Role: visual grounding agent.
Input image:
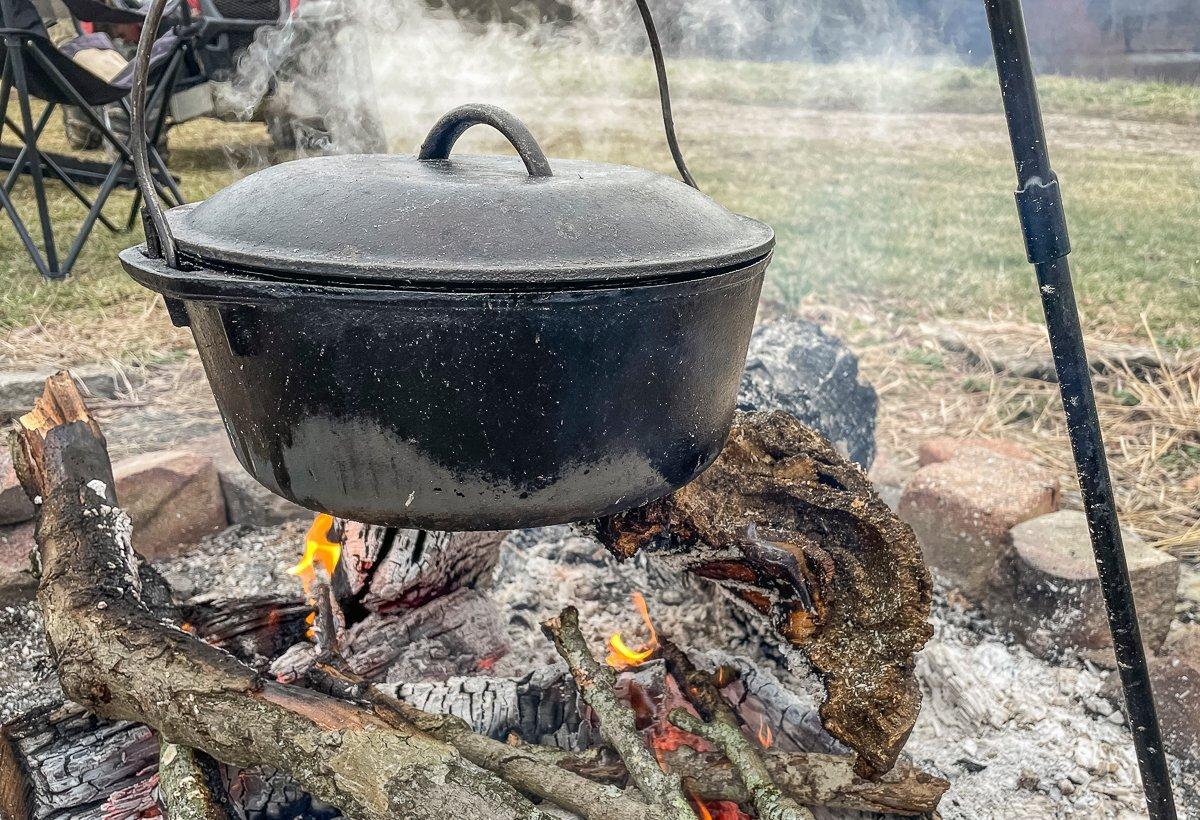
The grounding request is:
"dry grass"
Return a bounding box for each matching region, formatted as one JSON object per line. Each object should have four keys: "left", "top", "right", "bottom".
{"left": 810, "top": 299, "right": 1200, "bottom": 554}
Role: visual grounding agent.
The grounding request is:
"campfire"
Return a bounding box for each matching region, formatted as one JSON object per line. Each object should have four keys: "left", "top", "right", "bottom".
{"left": 1, "top": 373, "right": 948, "bottom": 819}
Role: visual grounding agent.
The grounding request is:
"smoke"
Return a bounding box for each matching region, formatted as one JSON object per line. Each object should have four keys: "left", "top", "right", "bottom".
{"left": 224, "top": 0, "right": 968, "bottom": 158}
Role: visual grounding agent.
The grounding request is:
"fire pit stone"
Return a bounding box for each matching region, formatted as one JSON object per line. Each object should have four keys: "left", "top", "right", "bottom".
{"left": 899, "top": 447, "right": 1060, "bottom": 600}
{"left": 917, "top": 436, "right": 1033, "bottom": 467}
{"left": 0, "top": 521, "right": 36, "bottom": 600}
{"left": 0, "top": 449, "right": 35, "bottom": 525}
{"left": 113, "top": 450, "right": 228, "bottom": 559}
{"left": 1009, "top": 510, "right": 1179, "bottom": 662}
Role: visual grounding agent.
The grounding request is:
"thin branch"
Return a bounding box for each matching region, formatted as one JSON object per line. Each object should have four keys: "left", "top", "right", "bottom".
{"left": 541, "top": 607, "right": 697, "bottom": 820}
{"left": 662, "top": 638, "right": 813, "bottom": 820}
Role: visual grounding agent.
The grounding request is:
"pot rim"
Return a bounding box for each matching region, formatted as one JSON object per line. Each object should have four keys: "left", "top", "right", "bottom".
{"left": 119, "top": 244, "right": 773, "bottom": 305}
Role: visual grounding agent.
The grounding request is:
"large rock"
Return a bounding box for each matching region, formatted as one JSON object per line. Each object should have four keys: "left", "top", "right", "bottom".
{"left": 1009, "top": 511, "right": 1178, "bottom": 660}
{"left": 188, "top": 434, "right": 311, "bottom": 527}
{"left": 1149, "top": 624, "right": 1200, "bottom": 767}
{"left": 0, "top": 449, "right": 35, "bottom": 525}
{"left": 114, "top": 451, "right": 228, "bottom": 559}
{"left": 739, "top": 317, "right": 876, "bottom": 468}
{"left": 0, "top": 521, "right": 36, "bottom": 600}
{"left": 917, "top": 437, "right": 1033, "bottom": 467}
{"left": 898, "top": 448, "right": 1059, "bottom": 600}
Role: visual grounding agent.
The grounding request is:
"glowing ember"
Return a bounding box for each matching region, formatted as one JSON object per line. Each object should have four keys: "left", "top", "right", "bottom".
{"left": 288, "top": 513, "right": 342, "bottom": 595}
{"left": 756, "top": 715, "right": 773, "bottom": 748}
{"left": 606, "top": 591, "right": 658, "bottom": 669}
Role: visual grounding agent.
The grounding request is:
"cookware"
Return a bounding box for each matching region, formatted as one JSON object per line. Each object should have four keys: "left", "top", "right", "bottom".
{"left": 120, "top": 2, "right": 772, "bottom": 530}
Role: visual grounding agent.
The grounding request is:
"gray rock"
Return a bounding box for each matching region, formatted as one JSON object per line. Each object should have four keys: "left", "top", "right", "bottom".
{"left": 0, "top": 364, "right": 142, "bottom": 420}
{"left": 738, "top": 317, "right": 877, "bottom": 468}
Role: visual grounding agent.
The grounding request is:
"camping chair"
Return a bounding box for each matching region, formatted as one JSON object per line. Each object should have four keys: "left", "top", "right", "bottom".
{"left": 0, "top": 0, "right": 190, "bottom": 278}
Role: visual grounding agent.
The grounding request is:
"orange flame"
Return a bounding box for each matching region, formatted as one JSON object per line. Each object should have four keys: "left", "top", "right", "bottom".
{"left": 288, "top": 513, "right": 342, "bottom": 595}
{"left": 606, "top": 591, "right": 658, "bottom": 669}
{"left": 756, "top": 715, "right": 773, "bottom": 748}
{"left": 692, "top": 799, "right": 713, "bottom": 820}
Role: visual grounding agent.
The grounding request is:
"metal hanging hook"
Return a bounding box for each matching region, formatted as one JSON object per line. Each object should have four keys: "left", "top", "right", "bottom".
{"left": 634, "top": 0, "right": 699, "bottom": 190}
{"left": 129, "top": 0, "right": 178, "bottom": 268}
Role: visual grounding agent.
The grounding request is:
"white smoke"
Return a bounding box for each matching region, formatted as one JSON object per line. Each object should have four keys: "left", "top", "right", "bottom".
{"left": 224, "top": 0, "right": 963, "bottom": 158}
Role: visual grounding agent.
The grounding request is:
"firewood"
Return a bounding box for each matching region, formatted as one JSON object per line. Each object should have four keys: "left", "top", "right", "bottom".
{"left": 542, "top": 607, "right": 697, "bottom": 820}
{"left": 308, "top": 660, "right": 668, "bottom": 820}
{"left": 661, "top": 637, "right": 813, "bottom": 820}
{"left": 157, "top": 740, "right": 240, "bottom": 820}
{"left": 10, "top": 373, "right": 555, "bottom": 820}
{"left": 596, "top": 410, "right": 934, "bottom": 778}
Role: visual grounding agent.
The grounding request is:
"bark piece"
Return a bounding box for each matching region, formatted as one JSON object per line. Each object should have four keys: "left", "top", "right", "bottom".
{"left": 12, "top": 372, "right": 553, "bottom": 820}
{"left": 597, "top": 411, "right": 933, "bottom": 778}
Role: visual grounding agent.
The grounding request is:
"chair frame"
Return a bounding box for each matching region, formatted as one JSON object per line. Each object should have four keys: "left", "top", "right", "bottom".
{"left": 0, "top": 0, "right": 188, "bottom": 278}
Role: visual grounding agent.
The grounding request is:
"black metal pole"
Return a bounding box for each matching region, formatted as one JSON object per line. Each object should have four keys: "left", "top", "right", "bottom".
{"left": 981, "top": 1, "right": 1176, "bottom": 817}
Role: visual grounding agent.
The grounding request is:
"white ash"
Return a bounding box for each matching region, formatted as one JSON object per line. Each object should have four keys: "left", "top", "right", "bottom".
{"left": 489, "top": 526, "right": 773, "bottom": 677}
{"left": 904, "top": 581, "right": 1162, "bottom": 819}
{"left": 155, "top": 520, "right": 311, "bottom": 601}
{"left": 0, "top": 601, "right": 61, "bottom": 722}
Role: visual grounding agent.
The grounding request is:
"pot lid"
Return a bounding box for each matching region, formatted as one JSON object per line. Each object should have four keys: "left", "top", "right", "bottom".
{"left": 165, "top": 105, "right": 773, "bottom": 289}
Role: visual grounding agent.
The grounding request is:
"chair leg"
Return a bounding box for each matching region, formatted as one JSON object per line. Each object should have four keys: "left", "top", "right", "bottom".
{"left": 0, "top": 166, "right": 51, "bottom": 277}
{"left": 4, "top": 103, "right": 54, "bottom": 192}
{"left": 0, "top": 60, "right": 11, "bottom": 145}
{"left": 62, "top": 158, "right": 125, "bottom": 273}
{"left": 2, "top": 108, "right": 123, "bottom": 234}
{"left": 6, "top": 43, "right": 59, "bottom": 276}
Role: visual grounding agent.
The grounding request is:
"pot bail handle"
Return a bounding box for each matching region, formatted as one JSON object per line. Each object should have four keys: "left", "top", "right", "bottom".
{"left": 419, "top": 104, "right": 553, "bottom": 178}
{"left": 129, "top": 0, "right": 177, "bottom": 267}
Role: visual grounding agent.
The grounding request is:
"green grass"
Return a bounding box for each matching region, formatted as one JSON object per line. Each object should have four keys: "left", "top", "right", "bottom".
{"left": 3, "top": 58, "right": 1199, "bottom": 365}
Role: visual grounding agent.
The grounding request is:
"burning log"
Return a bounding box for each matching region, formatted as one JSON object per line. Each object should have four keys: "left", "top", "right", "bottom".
{"left": 9, "top": 373, "right": 558, "bottom": 820}
{"left": 597, "top": 410, "right": 934, "bottom": 778}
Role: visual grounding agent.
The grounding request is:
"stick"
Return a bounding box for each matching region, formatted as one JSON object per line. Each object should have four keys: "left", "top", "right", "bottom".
{"left": 541, "top": 607, "right": 697, "bottom": 820}
{"left": 157, "top": 740, "right": 240, "bottom": 820}
{"left": 661, "top": 638, "right": 812, "bottom": 820}
{"left": 12, "top": 373, "right": 552, "bottom": 820}
{"left": 308, "top": 661, "right": 670, "bottom": 820}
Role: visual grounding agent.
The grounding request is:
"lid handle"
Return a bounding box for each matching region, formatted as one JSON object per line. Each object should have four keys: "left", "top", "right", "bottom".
{"left": 418, "top": 104, "right": 553, "bottom": 178}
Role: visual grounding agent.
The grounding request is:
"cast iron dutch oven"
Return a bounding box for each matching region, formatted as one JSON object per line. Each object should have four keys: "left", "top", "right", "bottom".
{"left": 120, "top": 16, "right": 773, "bottom": 530}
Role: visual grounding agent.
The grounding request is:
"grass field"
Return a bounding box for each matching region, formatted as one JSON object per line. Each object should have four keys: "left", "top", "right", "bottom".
{"left": 3, "top": 60, "right": 1197, "bottom": 364}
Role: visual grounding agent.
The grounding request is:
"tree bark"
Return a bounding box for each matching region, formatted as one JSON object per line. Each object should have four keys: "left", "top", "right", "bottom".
{"left": 597, "top": 411, "right": 933, "bottom": 778}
